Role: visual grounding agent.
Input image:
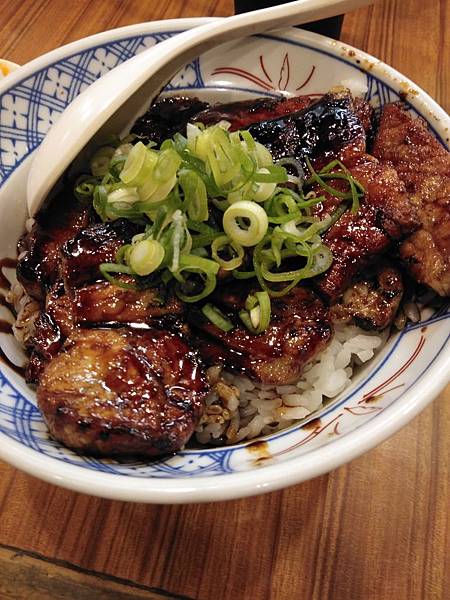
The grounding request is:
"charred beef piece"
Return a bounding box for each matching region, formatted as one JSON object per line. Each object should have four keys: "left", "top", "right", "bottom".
{"left": 46, "top": 281, "right": 75, "bottom": 337}
{"left": 23, "top": 217, "right": 141, "bottom": 379}
{"left": 25, "top": 311, "right": 63, "bottom": 383}
{"left": 331, "top": 263, "right": 404, "bottom": 330}
{"left": 189, "top": 286, "right": 332, "bottom": 385}
{"left": 24, "top": 281, "right": 75, "bottom": 383}
{"left": 130, "top": 96, "right": 209, "bottom": 147}
{"left": 27, "top": 279, "right": 184, "bottom": 383}
{"left": 372, "top": 103, "right": 450, "bottom": 296}
{"left": 246, "top": 90, "right": 366, "bottom": 167}
{"left": 130, "top": 95, "right": 314, "bottom": 145}
{"left": 61, "top": 219, "right": 140, "bottom": 289}
{"left": 312, "top": 153, "right": 419, "bottom": 303}
{"left": 192, "top": 95, "right": 314, "bottom": 131}
{"left": 17, "top": 196, "right": 92, "bottom": 301}
{"left": 131, "top": 93, "right": 374, "bottom": 151}
{"left": 37, "top": 328, "right": 208, "bottom": 457}
{"left": 26, "top": 215, "right": 183, "bottom": 381}
{"left": 74, "top": 281, "right": 183, "bottom": 325}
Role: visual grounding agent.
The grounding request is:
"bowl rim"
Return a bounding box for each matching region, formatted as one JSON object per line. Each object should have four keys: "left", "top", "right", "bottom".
{"left": 0, "top": 18, "right": 449, "bottom": 503}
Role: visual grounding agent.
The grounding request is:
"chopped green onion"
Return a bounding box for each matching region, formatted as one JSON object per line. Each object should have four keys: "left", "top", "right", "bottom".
{"left": 223, "top": 201, "right": 268, "bottom": 247}
{"left": 276, "top": 157, "right": 305, "bottom": 180}
{"left": 74, "top": 176, "right": 98, "bottom": 201}
{"left": 240, "top": 130, "right": 256, "bottom": 151}
{"left": 174, "top": 254, "right": 219, "bottom": 303}
{"left": 176, "top": 254, "right": 219, "bottom": 276}
{"left": 251, "top": 169, "right": 277, "bottom": 202}
{"left": 202, "top": 303, "right": 234, "bottom": 332}
{"left": 107, "top": 187, "right": 140, "bottom": 205}
{"left": 120, "top": 142, "right": 151, "bottom": 184}
{"left": 115, "top": 243, "right": 131, "bottom": 264}
{"left": 165, "top": 210, "right": 192, "bottom": 273}
{"left": 154, "top": 149, "right": 182, "bottom": 183}
{"left": 232, "top": 268, "right": 256, "bottom": 280}
{"left": 239, "top": 291, "right": 271, "bottom": 334}
{"left": 99, "top": 263, "right": 136, "bottom": 289}
{"left": 305, "top": 157, "right": 365, "bottom": 213}
{"left": 253, "top": 165, "right": 288, "bottom": 184}
{"left": 179, "top": 169, "right": 208, "bottom": 221}
{"left": 254, "top": 142, "right": 273, "bottom": 167}
{"left": 310, "top": 245, "right": 334, "bottom": 275}
{"left": 319, "top": 203, "right": 348, "bottom": 233}
{"left": 93, "top": 185, "right": 108, "bottom": 221}
{"left": 82, "top": 120, "right": 370, "bottom": 321}
{"left": 128, "top": 239, "right": 165, "bottom": 276}
{"left": 211, "top": 235, "right": 244, "bottom": 270}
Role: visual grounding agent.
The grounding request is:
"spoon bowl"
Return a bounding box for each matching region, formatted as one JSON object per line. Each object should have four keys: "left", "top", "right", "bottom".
{"left": 27, "top": 0, "right": 373, "bottom": 216}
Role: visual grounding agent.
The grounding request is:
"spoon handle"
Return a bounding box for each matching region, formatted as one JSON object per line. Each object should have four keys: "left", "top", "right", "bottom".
{"left": 234, "top": 0, "right": 344, "bottom": 38}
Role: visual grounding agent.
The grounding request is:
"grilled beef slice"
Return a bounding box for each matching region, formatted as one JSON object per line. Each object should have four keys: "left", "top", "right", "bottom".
{"left": 130, "top": 91, "right": 374, "bottom": 157}
{"left": 17, "top": 195, "right": 93, "bottom": 300}
{"left": 192, "top": 95, "right": 314, "bottom": 131}
{"left": 372, "top": 103, "right": 450, "bottom": 296}
{"left": 74, "top": 281, "right": 183, "bottom": 326}
{"left": 61, "top": 219, "right": 140, "bottom": 290}
{"left": 130, "top": 96, "right": 209, "bottom": 147}
{"left": 246, "top": 90, "right": 366, "bottom": 167}
{"left": 130, "top": 95, "right": 314, "bottom": 146}
{"left": 313, "top": 153, "right": 419, "bottom": 303}
{"left": 189, "top": 286, "right": 332, "bottom": 385}
{"left": 37, "top": 328, "right": 208, "bottom": 457}
{"left": 331, "top": 262, "right": 404, "bottom": 330}
{"left": 24, "top": 215, "right": 183, "bottom": 382}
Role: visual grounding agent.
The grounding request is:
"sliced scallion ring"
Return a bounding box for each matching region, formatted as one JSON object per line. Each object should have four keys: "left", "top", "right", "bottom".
{"left": 223, "top": 200, "right": 268, "bottom": 247}
{"left": 251, "top": 168, "right": 277, "bottom": 202}
{"left": 211, "top": 235, "right": 244, "bottom": 271}
{"left": 129, "top": 239, "right": 165, "bottom": 276}
{"left": 99, "top": 263, "right": 136, "bottom": 290}
{"left": 107, "top": 187, "right": 140, "bottom": 205}
{"left": 254, "top": 141, "right": 273, "bottom": 167}
{"left": 120, "top": 142, "right": 151, "bottom": 184}
{"left": 174, "top": 254, "right": 219, "bottom": 303}
{"left": 179, "top": 169, "right": 208, "bottom": 222}
{"left": 239, "top": 291, "right": 271, "bottom": 334}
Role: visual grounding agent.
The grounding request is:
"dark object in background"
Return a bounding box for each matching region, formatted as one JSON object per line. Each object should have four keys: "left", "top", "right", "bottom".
{"left": 234, "top": 0, "right": 344, "bottom": 39}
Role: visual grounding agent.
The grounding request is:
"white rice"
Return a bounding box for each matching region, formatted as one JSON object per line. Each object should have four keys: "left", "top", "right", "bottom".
{"left": 195, "top": 325, "right": 387, "bottom": 445}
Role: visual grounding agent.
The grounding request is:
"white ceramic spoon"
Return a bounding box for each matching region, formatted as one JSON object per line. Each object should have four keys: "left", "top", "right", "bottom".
{"left": 27, "top": 0, "right": 373, "bottom": 216}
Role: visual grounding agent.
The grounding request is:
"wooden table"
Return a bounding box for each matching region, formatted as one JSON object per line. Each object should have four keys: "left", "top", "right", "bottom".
{"left": 0, "top": 1, "right": 449, "bottom": 599}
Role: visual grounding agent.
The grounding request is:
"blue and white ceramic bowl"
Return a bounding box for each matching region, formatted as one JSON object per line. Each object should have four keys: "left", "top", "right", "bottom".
{"left": 0, "top": 19, "right": 448, "bottom": 503}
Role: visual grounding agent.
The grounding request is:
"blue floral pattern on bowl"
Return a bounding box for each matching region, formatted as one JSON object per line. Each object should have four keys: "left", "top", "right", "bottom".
{"left": 0, "top": 31, "right": 206, "bottom": 183}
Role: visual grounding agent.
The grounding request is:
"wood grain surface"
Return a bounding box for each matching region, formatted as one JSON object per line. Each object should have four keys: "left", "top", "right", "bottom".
{"left": 0, "top": 1, "right": 449, "bottom": 599}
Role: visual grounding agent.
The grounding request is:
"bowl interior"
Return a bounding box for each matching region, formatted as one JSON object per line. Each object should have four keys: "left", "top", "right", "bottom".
{"left": 0, "top": 22, "right": 448, "bottom": 498}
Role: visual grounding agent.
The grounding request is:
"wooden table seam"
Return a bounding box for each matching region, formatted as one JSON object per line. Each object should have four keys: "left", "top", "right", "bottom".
{"left": 0, "top": 542, "right": 196, "bottom": 600}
